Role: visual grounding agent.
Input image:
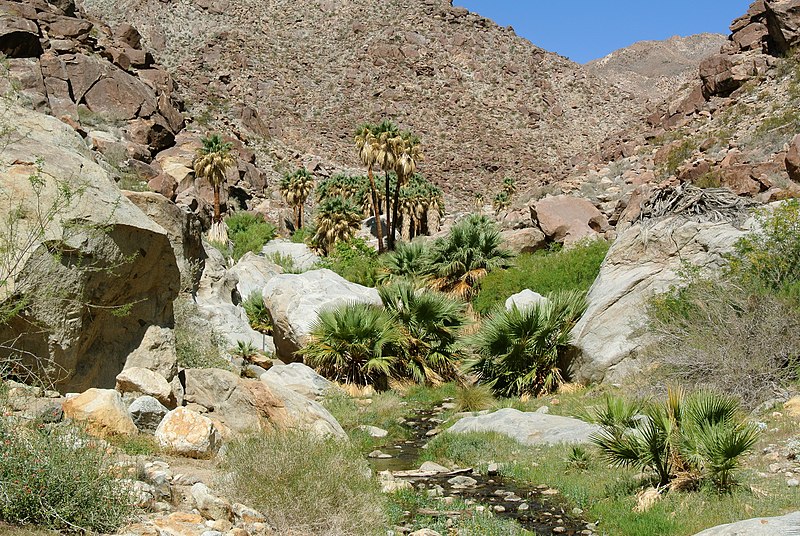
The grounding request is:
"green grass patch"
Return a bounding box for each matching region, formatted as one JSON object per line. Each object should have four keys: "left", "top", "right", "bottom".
{"left": 317, "top": 237, "right": 379, "bottom": 287}
{"left": 107, "top": 433, "right": 161, "bottom": 456}
{"left": 473, "top": 239, "right": 609, "bottom": 315}
{"left": 226, "top": 212, "right": 277, "bottom": 261}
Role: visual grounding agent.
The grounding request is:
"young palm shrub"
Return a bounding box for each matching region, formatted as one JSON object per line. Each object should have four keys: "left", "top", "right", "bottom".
{"left": 300, "top": 302, "right": 404, "bottom": 390}
{"left": 591, "top": 389, "right": 761, "bottom": 492}
{"left": 379, "top": 282, "right": 467, "bottom": 384}
{"left": 313, "top": 196, "right": 362, "bottom": 254}
{"left": 465, "top": 290, "right": 586, "bottom": 397}
{"left": 376, "top": 241, "right": 431, "bottom": 285}
{"left": 243, "top": 292, "right": 271, "bottom": 334}
{"left": 427, "top": 214, "right": 514, "bottom": 300}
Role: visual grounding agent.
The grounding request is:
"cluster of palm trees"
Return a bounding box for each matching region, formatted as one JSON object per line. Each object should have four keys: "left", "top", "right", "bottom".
{"left": 354, "top": 120, "right": 423, "bottom": 252}
{"left": 279, "top": 168, "right": 315, "bottom": 230}
{"left": 492, "top": 176, "right": 516, "bottom": 215}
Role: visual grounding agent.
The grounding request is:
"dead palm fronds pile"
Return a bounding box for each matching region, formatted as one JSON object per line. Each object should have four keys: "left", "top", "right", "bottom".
{"left": 638, "top": 183, "right": 757, "bottom": 224}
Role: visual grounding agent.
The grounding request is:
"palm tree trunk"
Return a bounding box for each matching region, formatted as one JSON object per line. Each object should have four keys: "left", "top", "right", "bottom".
{"left": 402, "top": 214, "right": 411, "bottom": 241}
{"left": 299, "top": 204, "right": 304, "bottom": 230}
{"left": 385, "top": 172, "right": 393, "bottom": 248}
{"left": 390, "top": 176, "right": 402, "bottom": 249}
{"left": 367, "top": 168, "right": 384, "bottom": 252}
{"left": 213, "top": 184, "right": 221, "bottom": 223}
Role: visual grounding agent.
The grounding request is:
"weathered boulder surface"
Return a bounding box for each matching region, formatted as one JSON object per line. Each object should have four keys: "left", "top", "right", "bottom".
{"left": 530, "top": 195, "right": 609, "bottom": 246}
{"left": 0, "top": 104, "right": 180, "bottom": 393}
{"left": 62, "top": 388, "right": 138, "bottom": 436}
{"left": 155, "top": 407, "right": 219, "bottom": 458}
{"left": 115, "top": 366, "right": 173, "bottom": 407}
{"left": 505, "top": 289, "right": 548, "bottom": 311}
{"left": 692, "top": 512, "right": 800, "bottom": 536}
{"left": 261, "top": 376, "right": 346, "bottom": 439}
{"left": 570, "top": 216, "right": 750, "bottom": 384}
{"left": 261, "top": 239, "right": 320, "bottom": 271}
{"left": 261, "top": 362, "right": 333, "bottom": 400}
{"left": 229, "top": 251, "right": 282, "bottom": 301}
{"left": 123, "top": 325, "right": 178, "bottom": 381}
{"left": 500, "top": 227, "right": 547, "bottom": 254}
{"left": 263, "top": 269, "right": 382, "bottom": 362}
{"left": 128, "top": 395, "right": 168, "bottom": 434}
{"left": 447, "top": 408, "right": 599, "bottom": 446}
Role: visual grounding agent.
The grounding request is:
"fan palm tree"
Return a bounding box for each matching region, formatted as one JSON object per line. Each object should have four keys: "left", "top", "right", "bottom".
{"left": 427, "top": 214, "right": 514, "bottom": 300}
{"left": 373, "top": 120, "right": 400, "bottom": 221}
{"left": 493, "top": 191, "right": 511, "bottom": 215}
{"left": 591, "top": 388, "right": 761, "bottom": 491}
{"left": 313, "top": 196, "right": 362, "bottom": 254}
{"left": 379, "top": 282, "right": 467, "bottom": 384}
{"left": 279, "top": 168, "right": 315, "bottom": 230}
{"left": 502, "top": 176, "right": 516, "bottom": 197}
{"left": 389, "top": 131, "right": 422, "bottom": 249}
{"left": 465, "top": 289, "right": 587, "bottom": 397}
{"left": 354, "top": 124, "right": 385, "bottom": 251}
{"left": 194, "top": 134, "right": 236, "bottom": 243}
{"left": 377, "top": 241, "right": 431, "bottom": 285}
{"left": 300, "top": 302, "right": 405, "bottom": 390}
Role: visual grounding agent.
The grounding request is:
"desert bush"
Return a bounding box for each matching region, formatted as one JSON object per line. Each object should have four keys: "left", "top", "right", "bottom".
{"left": 474, "top": 238, "right": 608, "bottom": 315}
{"left": 466, "top": 290, "right": 587, "bottom": 397}
{"left": 174, "top": 298, "right": 231, "bottom": 370}
{"left": 0, "top": 417, "right": 135, "bottom": 532}
{"left": 225, "top": 212, "right": 276, "bottom": 261}
{"left": 242, "top": 292, "right": 271, "bottom": 333}
{"left": 300, "top": 302, "right": 404, "bottom": 390}
{"left": 221, "top": 430, "right": 385, "bottom": 536}
{"left": 317, "top": 237, "right": 379, "bottom": 286}
{"left": 454, "top": 382, "right": 495, "bottom": 412}
{"left": 591, "top": 389, "right": 760, "bottom": 492}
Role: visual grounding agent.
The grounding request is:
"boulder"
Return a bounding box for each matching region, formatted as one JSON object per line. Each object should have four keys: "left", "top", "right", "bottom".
{"left": 505, "top": 289, "right": 549, "bottom": 311}
{"left": 62, "top": 388, "right": 138, "bottom": 437}
{"left": 115, "top": 366, "right": 173, "bottom": 407}
{"left": 0, "top": 6, "right": 43, "bottom": 58}
{"left": 447, "top": 408, "right": 599, "bottom": 446}
{"left": 692, "top": 512, "right": 800, "bottom": 535}
{"left": 786, "top": 134, "right": 800, "bottom": 182}
{"left": 261, "top": 362, "right": 333, "bottom": 400}
{"left": 262, "top": 269, "right": 382, "bottom": 361}
{"left": 764, "top": 0, "right": 800, "bottom": 55}
{"left": 571, "top": 216, "right": 750, "bottom": 384}
{"left": 190, "top": 483, "right": 233, "bottom": 522}
{"left": 155, "top": 407, "right": 220, "bottom": 458}
{"left": 261, "top": 376, "right": 346, "bottom": 439}
{"left": 124, "top": 325, "right": 179, "bottom": 381}
{"left": 500, "top": 227, "right": 547, "bottom": 254}
{"left": 229, "top": 252, "right": 282, "bottom": 301}
{"left": 0, "top": 104, "right": 180, "bottom": 393}
{"left": 128, "top": 395, "right": 168, "bottom": 434}
{"left": 260, "top": 239, "right": 320, "bottom": 271}
{"left": 194, "top": 244, "right": 274, "bottom": 351}
{"left": 530, "top": 195, "right": 609, "bottom": 246}
{"left": 699, "top": 53, "right": 767, "bottom": 98}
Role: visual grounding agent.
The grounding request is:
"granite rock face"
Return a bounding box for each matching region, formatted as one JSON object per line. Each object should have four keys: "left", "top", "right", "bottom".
{"left": 448, "top": 408, "right": 599, "bottom": 446}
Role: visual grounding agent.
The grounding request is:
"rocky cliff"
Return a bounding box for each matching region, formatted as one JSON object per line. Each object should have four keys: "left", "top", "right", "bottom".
{"left": 78, "top": 0, "right": 656, "bottom": 207}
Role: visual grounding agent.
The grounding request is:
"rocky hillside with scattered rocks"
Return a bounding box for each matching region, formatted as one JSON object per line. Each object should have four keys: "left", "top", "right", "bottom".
{"left": 77, "top": 0, "right": 657, "bottom": 207}
{"left": 586, "top": 33, "right": 726, "bottom": 103}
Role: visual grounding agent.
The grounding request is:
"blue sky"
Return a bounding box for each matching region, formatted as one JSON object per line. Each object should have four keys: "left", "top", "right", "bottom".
{"left": 454, "top": 1, "right": 753, "bottom": 63}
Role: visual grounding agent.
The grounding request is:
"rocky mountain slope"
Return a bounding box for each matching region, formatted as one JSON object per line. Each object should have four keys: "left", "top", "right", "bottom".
{"left": 586, "top": 33, "right": 726, "bottom": 103}
{"left": 78, "top": 0, "right": 656, "bottom": 207}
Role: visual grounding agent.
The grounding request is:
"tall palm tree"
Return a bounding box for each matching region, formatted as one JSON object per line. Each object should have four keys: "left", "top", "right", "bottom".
{"left": 313, "top": 196, "right": 362, "bottom": 253}
{"left": 389, "top": 130, "right": 422, "bottom": 249}
{"left": 373, "top": 120, "right": 400, "bottom": 243}
{"left": 354, "top": 124, "right": 385, "bottom": 251}
{"left": 427, "top": 214, "right": 514, "bottom": 300}
{"left": 279, "top": 168, "right": 315, "bottom": 229}
{"left": 379, "top": 282, "right": 467, "bottom": 384}
{"left": 194, "top": 134, "right": 236, "bottom": 243}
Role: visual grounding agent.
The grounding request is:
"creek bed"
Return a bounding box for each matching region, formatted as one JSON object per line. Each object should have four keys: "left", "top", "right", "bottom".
{"left": 368, "top": 408, "right": 593, "bottom": 535}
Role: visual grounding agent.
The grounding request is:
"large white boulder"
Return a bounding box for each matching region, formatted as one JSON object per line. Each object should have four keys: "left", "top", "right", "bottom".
{"left": 261, "top": 239, "right": 319, "bottom": 271}
{"left": 505, "top": 289, "right": 548, "bottom": 311}
{"left": 447, "top": 408, "right": 599, "bottom": 446}
{"left": 0, "top": 103, "right": 180, "bottom": 393}
{"left": 229, "top": 252, "right": 282, "bottom": 301}
{"left": 155, "top": 407, "right": 220, "bottom": 458}
{"left": 261, "top": 362, "right": 333, "bottom": 400}
{"left": 261, "top": 376, "right": 346, "bottom": 439}
{"left": 262, "top": 269, "right": 382, "bottom": 361}
{"left": 115, "top": 366, "right": 174, "bottom": 407}
{"left": 570, "top": 215, "right": 750, "bottom": 384}
{"left": 62, "top": 388, "right": 138, "bottom": 437}
{"left": 692, "top": 512, "right": 800, "bottom": 535}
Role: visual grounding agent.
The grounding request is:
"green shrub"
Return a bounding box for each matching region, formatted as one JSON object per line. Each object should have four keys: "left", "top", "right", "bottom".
{"left": 376, "top": 240, "right": 431, "bottom": 286}
{"left": 474, "top": 238, "right": 608, "bottom": 315}
{"left": 221, "top": 430, "right": 385, "bottom": 536}
{"left": 317, "top": 237, "right": 379, "bottom": 286}
{"left": 592, "top": 389, "right": 760, "bottom": 492}
{"left": 454, "top": 382, "right": 495, "bottom": 412}
{"left": 174, "top": 298, "right": 231, "bottom": 370}
{"left": 266, "top": 252, "right": 303, "bottom": 274}
{"left": 225, "top": 212, "right": 276, "bottom": 261}
{"left": 0, "top": 419, "right": 135, "bottom": 532}
{"left": 243, "top": 292, "right": 271, "bottom": 333}
{"left": 291, "top": 227, "right": 314, "bottom": 244}
{"left": 466, "top": 290, "right": 587, "bottom": 396}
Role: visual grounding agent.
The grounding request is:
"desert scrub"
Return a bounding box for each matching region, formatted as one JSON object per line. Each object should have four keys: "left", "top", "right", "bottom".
{"left": 221, "top": 430, "right": 385, "bottom": 536}
{"left": 0, "top": 418, "right": 135, "bottom": 532}
{"left": 473, "top": 239, "right": 608, "bottom": 315}
{"left": 225, "top": 211, "right": 276, "bottom": 261}
{"left": 317, "top": 237, "right": 379, "bottom": 287}
{"left": 174, "top": 298, "right": 231, "bottom": 370}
